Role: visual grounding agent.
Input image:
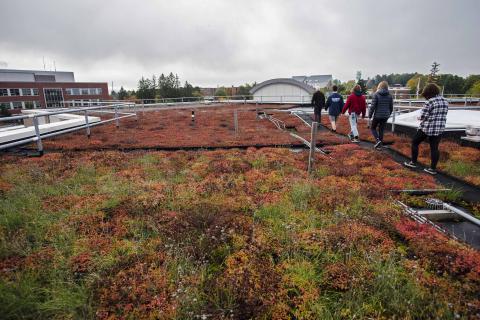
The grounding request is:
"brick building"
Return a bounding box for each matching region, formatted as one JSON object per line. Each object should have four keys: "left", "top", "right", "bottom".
{"left": 0, "top": 69, "right": 110, "bottom": 110}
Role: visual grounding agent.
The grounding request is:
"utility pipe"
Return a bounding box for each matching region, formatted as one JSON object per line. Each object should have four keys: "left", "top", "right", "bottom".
{"left": 442, "top": 202, "right": 480, "bottom": 227}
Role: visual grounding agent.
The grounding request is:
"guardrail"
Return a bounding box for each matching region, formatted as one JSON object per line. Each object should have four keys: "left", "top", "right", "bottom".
{"left": 0, "top": 103, "right": 136, "bottom": 155}
{"left": 389, "top": 104, "right": 480, "bottom": 133}
{"left": 55, "top": 95, "right": 480, "bottom": 110}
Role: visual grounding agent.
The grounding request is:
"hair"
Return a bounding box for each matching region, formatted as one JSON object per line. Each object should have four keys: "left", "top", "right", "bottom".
{"left": 377, "top": 81, "right": 389, "bottom": 90}
{"left": 332, "top": 85, "right": 338, "bottom": 92}
{"left": 352, "top": 84, "right": 361, "bottom": 93}
{"left": 422, "top": 83, "right": 441, "bottom": 100}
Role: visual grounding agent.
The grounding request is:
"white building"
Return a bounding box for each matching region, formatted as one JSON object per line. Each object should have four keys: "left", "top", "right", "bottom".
{"left": 250, "top": 78, "right": 316, "bottom": 103}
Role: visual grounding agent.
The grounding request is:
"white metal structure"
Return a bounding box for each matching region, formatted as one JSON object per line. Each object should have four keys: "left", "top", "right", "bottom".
{"left": 0, "top": 69, "right": 75, "bottom": 82}
{"left": 0, "top": 110, "right": 100, "bottom": 145}
{"left": 250, "top": 78, "right": 316, "bottom": 103}
{"left": 387, "top": 109, "right": 480, "bottom": 131}
{"left": 0, "top": 103, "right": 136, "bottom": 154}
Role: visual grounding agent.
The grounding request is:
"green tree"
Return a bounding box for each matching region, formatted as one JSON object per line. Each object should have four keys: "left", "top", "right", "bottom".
{"left": 467, "top": 80, "right": 480, "bottom": 96}
{"left": 181, "top": 81, "right": 194, "bottom": 99}
{"left": 237, "top": 82, "right": 256, "bottom": 99}
{"left": 118, "top": 86, "right": 128, "bottom": 100}
{"left": 357, "top": 79, "right": 367, "bottom": 94}
{"left": 463, "top": 75, "right": 480, "bottom": 93}
{"left": 438, "top": 74, "right": 466, "bottom": 94}
{"left": 215, "top": 87, "right": 227, "bottom": 97}
{"left": 428, "top": 62, "right": 440, "bottom": 84}
{"left": 406, "top": 75, "right": 428, "bottom": 94}
{"left": 137, "top": 77, "right": 155, "bottom": 100}
{"left": 341, "top": 80, "right": 356, "bottom": 95}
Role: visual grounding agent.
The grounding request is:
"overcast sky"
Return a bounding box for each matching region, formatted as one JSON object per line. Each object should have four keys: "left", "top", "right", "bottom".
{"left": 1, "top": 0, "right": 479, "bottom": 90}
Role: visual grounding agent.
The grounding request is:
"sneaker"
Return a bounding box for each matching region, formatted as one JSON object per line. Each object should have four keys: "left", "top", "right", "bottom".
{"left": 424, "top": 168, "right": 438, "bottom": 175}
{"left": 374, "top": 140, "right": 382, "bottom": 149}
{"left": 404, "top": 161, "right": 417, "bottom": 168}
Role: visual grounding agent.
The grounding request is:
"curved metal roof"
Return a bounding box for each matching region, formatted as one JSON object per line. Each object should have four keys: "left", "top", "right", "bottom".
{"left": 250, "top": 78, "right": 316, "bottom": 95}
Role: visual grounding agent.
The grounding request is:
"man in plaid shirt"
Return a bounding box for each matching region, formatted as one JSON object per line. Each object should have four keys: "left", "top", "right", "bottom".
{"left": 404, "top": 83, "right": 449, "bottom": 175}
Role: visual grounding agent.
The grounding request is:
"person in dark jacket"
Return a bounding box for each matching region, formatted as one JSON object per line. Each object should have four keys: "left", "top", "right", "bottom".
{"left": 369, "top": 81, "right": 393, "bottom": 149}
{"left": 325, "top": 85, "right": 344, "bottom": 132}
{"left": 404, "top": 83, "right": 448, "bottom": 175}
{"left": 311, "top": 90, "right": 325, "bottom": 126}
{"left": 341, "top": 84, "right": 366, "bottom": 143}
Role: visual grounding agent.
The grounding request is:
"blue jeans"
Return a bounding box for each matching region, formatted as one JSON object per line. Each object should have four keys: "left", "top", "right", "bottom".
{"left": 349, "top": 113, "right": 359, "bottom": 137}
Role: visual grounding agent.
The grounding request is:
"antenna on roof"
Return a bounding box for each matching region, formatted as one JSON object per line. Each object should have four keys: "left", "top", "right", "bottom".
{"left": 43, "top": 56, "right": 46, "bottom": 70}
{"left": 54, "top": 60, "right": 56, "bottom": 72}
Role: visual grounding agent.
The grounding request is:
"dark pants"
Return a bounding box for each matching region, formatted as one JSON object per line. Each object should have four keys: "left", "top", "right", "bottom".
{"left": 370, "top": 118, "right": 388, "bottom": 141}
{"left": 411, "top": 130, "right": 442, "bottom": 170}
{"left": 313, "top": 107, "right": 321, "bottom": 125}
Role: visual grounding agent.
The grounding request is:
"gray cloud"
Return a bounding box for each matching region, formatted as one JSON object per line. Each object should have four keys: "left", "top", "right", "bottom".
{"left": 1, "top": 0, "right": 479, "bottom": 89}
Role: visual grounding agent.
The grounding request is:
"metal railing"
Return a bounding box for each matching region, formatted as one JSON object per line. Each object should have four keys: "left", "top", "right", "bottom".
{"left": 389, "top": 104, "right": 480, "bottom": 133}
{"left": 0, "top": 103, "right": 136, "bottom": 155}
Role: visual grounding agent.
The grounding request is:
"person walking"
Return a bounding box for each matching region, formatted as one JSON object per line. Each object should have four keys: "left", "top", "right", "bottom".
{"left": 341, "top": 84, "right": 366, "bottom": 142}
{"left": 325, "top": 85, "right": 344, "bottom": 132}
{"left": 404, "top": 83, "right": 448, "bottom": 175}
{"left": 369, "top": 81, "right": 393, "bottom": 149}
{"left": 311, "top": 90, "right": 325, "bottom": 126}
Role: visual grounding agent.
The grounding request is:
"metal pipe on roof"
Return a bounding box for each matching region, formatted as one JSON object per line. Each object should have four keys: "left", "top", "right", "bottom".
{"left": 442, "top": 202, "right": 480, "bottom": 227}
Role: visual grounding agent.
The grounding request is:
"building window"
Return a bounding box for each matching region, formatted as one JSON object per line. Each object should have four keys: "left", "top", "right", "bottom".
{"left": 0, "top": 89, "right": 8, "bottom": 96}
{"left": 44, "top": 88, "right": 64, "bottom": 108}
{"left": 9, "top": 88, "right": 20, "bottom": 96}
{"left": 32, "top": 88, "right": 39, "bottom": 96}
{"left": 0, "top": 102, "right": 10, "bottom": 110}
{"left": 25, "top": 101, "right": 35, "bottom": 109}
{"left": 34, "top": 101, "right": 41, "bottom": 108}
{"left": 22, "top": 88, "right": 32, "bottom": 96}
{"left": 81, "top": 88, "right": 89, "bottom": 95}
{"left": 12, "top": 101, "right": 23, "bottom": 109}
{"left": 72, "top": 88, "right": 80, "bottom": 95}
{"left": 65, "top": 88, "right": 73, "bottom": 95}
{"left": 34, "top": 74, "right": 56, "bottom": 82}
{"left": 89, "top": 88, "right": 96, "bottom": 95}
{"left": 97, "top": 88, "right": 102, "bottom": 95}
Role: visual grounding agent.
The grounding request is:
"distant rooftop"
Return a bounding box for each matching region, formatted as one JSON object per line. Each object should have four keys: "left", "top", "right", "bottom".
{"left": 292, "top": 74, "right": 333, "bottom": 89}
{"left": 0, "top": 69, "right": 75, "bottom": 83}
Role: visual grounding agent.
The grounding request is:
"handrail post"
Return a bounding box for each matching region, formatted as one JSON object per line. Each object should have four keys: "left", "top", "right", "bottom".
{"left": 391, "top": 106, "right": 396, "bottom": 133}
{"left": 33, "top": 116, "right": 44, "bottom": 156}
{"left": 84, "top": 110, "right": 91, "bottom": 138}
{"left": 308, "top": 122, "right": 318, "bottom": 174}
{"left": 133, "top": 103, "right": 138, "bottom": 121}
{"left": 115, "top": 105, "right": 119, "bottom": 128}
{"left": 234, "top": 109, "right": 239, "bottom": 136}
{"left": 464, "top": 96, "right": 467, "bottom": 107}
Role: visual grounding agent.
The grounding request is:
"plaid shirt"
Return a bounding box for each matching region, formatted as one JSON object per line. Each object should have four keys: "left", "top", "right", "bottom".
{"left": 419, "top": 95, "right": 448, "bottom": 136}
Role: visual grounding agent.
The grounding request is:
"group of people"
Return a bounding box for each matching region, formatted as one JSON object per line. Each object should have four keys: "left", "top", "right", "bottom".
{"left": 311, "top": 82, "right": 449, "bottom": 175}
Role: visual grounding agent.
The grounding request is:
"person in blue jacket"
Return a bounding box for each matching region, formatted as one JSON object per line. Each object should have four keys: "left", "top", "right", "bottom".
{"left": 325, "top": 85, "right": 344, "bottom": 132}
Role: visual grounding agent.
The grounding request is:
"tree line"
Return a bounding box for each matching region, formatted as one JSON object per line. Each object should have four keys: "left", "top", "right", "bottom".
{"left": 334, "top": 72, "right": 480, "bottom": 96}
{"left": 112, "top": 68, "right": 480, "bottom": 100}
{"left": 112, "top": 73, "right": 256, "bottom": 101}
{"left": 111, "top": 73, "right": 202, "bottom": 101}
